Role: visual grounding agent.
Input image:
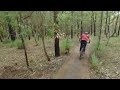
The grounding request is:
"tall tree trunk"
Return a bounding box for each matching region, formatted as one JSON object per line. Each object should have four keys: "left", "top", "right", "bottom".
{"left": 91, "top": 11, "right": 93, "bottom": 35}
{"left": 104, "top": 11, "right": 108, "bottom": 38}
{"left": 106, "top": 12, "right": 111, "bottom": 46}
{"left": 117, "top": 22, "right": 120, "bottom": 36}
{"left": 28, "top": 35, "right": 30, "bottom": 40}
{"left": 38, "top": 12, "right": 50, "bottom": 61}
{"left": 21, "top": 33, "right": 29, "bottom": 68}
{"left": 111, "top": 11, "right": 119, "bottom": 37}
{"left": 41, "top": 35, "right": 50, "bottom": 61}
{"left": 0, "top": 35, "right": 2, "bottom": 42}
{"left": 55, "top": 34, "right": 60, "bottom": 57}
{"left": 17, "top": 13, "right": 29, "bottom": 68}
{"left": 77, "top": 20, "right": 79, "bottom": 37}
{"left": 32, "top": 30, "right": 34, "bottom": 37}
{"left": 77, "top": 20, "right": 79, "bottom": 30}
{"left": 8, "top": 23, "right": 16, "bottom": 41}
{"left": 71, "top": 11, "right": 74, "bottom": 39}
{"left": 80, "top": 11, "right": 83, "bottom": 35}
{"left": 71, "top": 25, "right": 73, "bottom": 39}
{"left": 53, "top": 11, "right": 60, "bottom": 57}
{"left": 93, "top": 12, "right": 96, "bottom": 36}
{"left": 33, "top": 29, "right": 38, "bottom": 46}
{"left": 31, "top": 25, "right": 38, "bottom": 46}
{"left": 97, "top": 11, "right": 103, "bottom": 50}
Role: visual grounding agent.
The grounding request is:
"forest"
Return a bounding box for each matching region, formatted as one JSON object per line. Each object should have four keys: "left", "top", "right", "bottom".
{"left": 0, "top": 11, "right": 120, "bottom": 79}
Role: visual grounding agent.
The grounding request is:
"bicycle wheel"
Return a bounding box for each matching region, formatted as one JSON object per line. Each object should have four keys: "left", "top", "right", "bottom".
{"left": 79, "top": 48, "right": 84, "bottom": 59}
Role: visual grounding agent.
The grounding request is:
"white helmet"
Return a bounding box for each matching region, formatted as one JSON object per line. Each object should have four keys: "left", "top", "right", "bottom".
{"left": 84, "top": 32, "right": 88, "bottom": 34}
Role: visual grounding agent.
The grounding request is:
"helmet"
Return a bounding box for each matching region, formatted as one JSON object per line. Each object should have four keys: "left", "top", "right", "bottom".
{"left": 84, "top": 32, "right": 88, "bottom": 34}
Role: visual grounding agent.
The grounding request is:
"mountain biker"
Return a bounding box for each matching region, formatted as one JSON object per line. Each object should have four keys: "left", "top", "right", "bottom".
{"left": 79, "top": 31, "right": 90, "bottom": 53}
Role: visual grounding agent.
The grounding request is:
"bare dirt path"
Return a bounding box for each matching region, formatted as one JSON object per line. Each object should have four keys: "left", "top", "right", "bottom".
{"left": 53, "top": 43, "right": 91, "bottom": 79}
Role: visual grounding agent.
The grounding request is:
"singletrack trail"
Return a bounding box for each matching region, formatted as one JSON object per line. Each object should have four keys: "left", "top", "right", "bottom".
{"left": 53, "top": 42, "right": 92, "bottom": 79}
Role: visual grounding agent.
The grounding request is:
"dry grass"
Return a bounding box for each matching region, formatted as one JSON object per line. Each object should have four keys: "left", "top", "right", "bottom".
{"left": 0, "top": 37, "right": 77, "bottom": 79}
{"left": 91, "top": 36, "right": 120, "bottom": 79}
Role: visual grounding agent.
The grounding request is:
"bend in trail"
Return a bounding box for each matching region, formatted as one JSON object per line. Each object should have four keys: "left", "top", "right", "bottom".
{"left": 52, "top": 42, "right": 92, "bottom": 79}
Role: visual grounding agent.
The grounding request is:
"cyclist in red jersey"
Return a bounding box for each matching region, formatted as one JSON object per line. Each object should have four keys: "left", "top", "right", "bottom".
{"left": 79, "top": 32, "right": 90, "bottom": 53}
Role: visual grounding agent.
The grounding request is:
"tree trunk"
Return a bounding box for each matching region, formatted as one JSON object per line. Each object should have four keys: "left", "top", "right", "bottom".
{"left": 93, "top": 12, "right": 96, "bottom": 36}
{"left": 104, "top": 11, "right": 108, "bottom": 38}
{"left": 31, "top": 25, "right": 38, "bottom": 46}
{"left": 55, "top": 36, "right": 60, "bottom": 57}
{"left": 32, "top": 30, "right": 34, "bottom": 37}
{"left": 0, "top": 35, "right": 2, "bottom": 42}
{"left": 21, "top": 34, "right": 29, "bottom": 68}
{"left": 1, "top": 32, "right": 4, "bottom": 40}
{"left": 37, "top": 12, "right": 50, "bottom": 61}
{"left": 53, "top": 11, "right": 60, "bottom": 57}
{"left": 8, "top": 23, "right": 16, "bottom": 41}
{"left": 33, "top": 29, "right": 38, "bottom": 46}
{"left": 71, "top": 25, "right": 73, "bottom": 39}
{"left": 111, "top": 11, "right": 119, "bottom": 37}
{"left": 91, "top": 11, "right": 93, "bottom": 35}
{"left": 28, "top": 35, "right": 30, "bottom": 40}
{"left": 80, "top": 11, "right": 83, "bottom": 35}
{"left": 17, "top": 13, "right": 29, "bottom": 68}
{"left": 41, "top": 36, "right": 50, "bottom": 61}
{"left": 106, "top": 12, "right": 111, "bottom": 46}
{"left": 97, "top": 11, "right": 103, "bottom": 50}
{"left": 76, "top": 20, "right": 79, "bottom": 37}
{"left": 77, "top": 20, "right": 79, "bottom": 30}
{"left": 71, "top": 11, "right": 74, "bottom": 39}
{"left": 117, "top": 22, "right": 120, "bottom": 36}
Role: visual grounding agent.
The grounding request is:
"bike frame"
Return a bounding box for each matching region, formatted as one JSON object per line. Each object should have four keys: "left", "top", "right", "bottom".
{"left": 80, "top": 44, "right": 85, "bottom": 59}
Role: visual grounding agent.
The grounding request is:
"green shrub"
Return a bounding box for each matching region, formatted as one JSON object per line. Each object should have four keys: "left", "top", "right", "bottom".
{"left": 3, "top": 38, "right": 11, "bottom": 44}
{"left": 47, "top": 29, "right": 54, "bottom": 38}
{"left": 16, "top": 40, "right": 24, "bottom": 49}
{"left": 91, "top": 52, "right": 99, "bottom": 68}
{"left": 9, "top": 41, "right": 16, "bottom": 48}
{"left": 61, "top": 39, "right": 71, "bottom": 54}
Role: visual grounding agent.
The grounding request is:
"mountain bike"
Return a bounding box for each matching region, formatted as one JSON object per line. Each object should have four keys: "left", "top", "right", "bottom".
{"left": 79, "top": 41, "right": 90, "bottom": 60}
{"left": 79, "top": 44, "right": 85, "bottom": 59}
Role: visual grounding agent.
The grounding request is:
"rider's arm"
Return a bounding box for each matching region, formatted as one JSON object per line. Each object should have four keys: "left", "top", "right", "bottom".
{"left": 79, "top": 35, "right": 82, "bottom": 41}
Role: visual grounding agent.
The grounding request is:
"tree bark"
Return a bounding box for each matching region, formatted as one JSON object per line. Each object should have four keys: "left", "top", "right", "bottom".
{"left": 0, "top": 35, "right": 2, "bottom": 42}
{"left": 33, "top": 29, "right": 38, "bottom": 46}
{"left": 53, "top": 11, "right": 60, "bottom": 57}
{"left": 97, "top": 11, "right": 103, "bottom": 50}
{"left": 28, "top": 35, "right": 30, "bottom": 40}
{"left": 41, "top": 35, "right": 50, "bottom": 61}
{"left": 71, "top": 11, "right": 74, "bottom": 39}
{"left": 55, "top": 35, "right": 60, "bottom": 57}
{"left": 106, "top": 12, "right": 111, "bottom": 46}
{"left": 104, "top": 11, "right": 108, "bottom": 38}
{"left": 80, "top": 11, "right": 83, "bottom": 35}
{"left": 77, "top": 20, "right": 79, "bottom": 30}
{"left": 93, "top": 12, "right": 96, "bottom": 36}
{"left": 111, "top": 11, "right": 119, "bottom": 37}
{"left": 91, "top": 11, "right": 93, "bottom": 35}
{"left": 71, "top": 25, "right": 73, "bottom": 39}
{"left": 17, "top": 13, "right": 29, "bottom": 68}
{"left": 117, "top": 22, "right": 120, "bottom": 36}
{"left": 77, "top": 20, "right": 80, "bottom": 37}
{"left": 8, "top": 23, "right": 16, "bottom": 41}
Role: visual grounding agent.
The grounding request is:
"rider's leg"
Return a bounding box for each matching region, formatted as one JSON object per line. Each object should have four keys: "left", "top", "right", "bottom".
{"left": 80, "top": 40, "right": 84, "bottom": 51}
{"left": 83, "top": 41, "right": 87, "bottom": 53}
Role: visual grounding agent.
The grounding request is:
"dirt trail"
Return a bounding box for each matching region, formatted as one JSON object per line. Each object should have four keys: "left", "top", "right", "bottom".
{"left": 53, "top": 43, "right": 91, "bottom": 79}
